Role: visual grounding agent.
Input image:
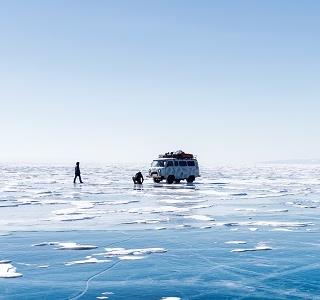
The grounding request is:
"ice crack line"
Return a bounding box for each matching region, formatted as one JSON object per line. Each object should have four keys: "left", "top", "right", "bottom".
{"left": 67, "top": 260, "right": 121, "bottom": 300}
{"left": 67, "top": 234, "right": 138, "bottom": 300}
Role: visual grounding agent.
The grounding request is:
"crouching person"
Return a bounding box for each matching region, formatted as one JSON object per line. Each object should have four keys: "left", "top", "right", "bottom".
{"left": 132, "top": 171, "right": 144, "bottom": 184}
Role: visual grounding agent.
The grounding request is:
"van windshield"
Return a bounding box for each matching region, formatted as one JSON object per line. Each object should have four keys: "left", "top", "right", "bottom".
{"left": 151, "top": 160, "right": 165, "bottom": 167}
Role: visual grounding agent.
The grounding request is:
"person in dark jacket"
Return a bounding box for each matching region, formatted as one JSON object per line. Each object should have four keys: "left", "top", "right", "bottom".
{"left": 132, "top": 171, "right": 144, "bottom": 184}
{"left": 74, "top": 162, "right": 83, "bottom": 183}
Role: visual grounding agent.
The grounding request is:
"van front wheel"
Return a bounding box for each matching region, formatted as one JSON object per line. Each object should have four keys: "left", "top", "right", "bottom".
{"left": 166, "top": 175, "right": 175, "bottom": 184}
{"left": 187, "top": 176, "right": 195, "bottom": 183}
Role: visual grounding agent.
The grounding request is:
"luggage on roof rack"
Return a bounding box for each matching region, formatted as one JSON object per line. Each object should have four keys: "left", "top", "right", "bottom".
{"left": 159, "top": 151, "right": 194, "bottom": 159}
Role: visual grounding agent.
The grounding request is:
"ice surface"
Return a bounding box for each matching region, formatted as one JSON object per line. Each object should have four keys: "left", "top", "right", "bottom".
{"left": 1, "top": 163, "right": 319, "bottom": 231}
{"left": 1, "top": 164, "right": 320, "bottom": 298}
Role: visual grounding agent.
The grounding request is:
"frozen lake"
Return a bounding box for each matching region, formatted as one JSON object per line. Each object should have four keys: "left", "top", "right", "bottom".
{"left": 0, "top": 163, "right": 320, "bottom": 299}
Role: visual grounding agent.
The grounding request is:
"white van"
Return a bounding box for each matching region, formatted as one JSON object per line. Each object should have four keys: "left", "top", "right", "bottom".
{"left": 149, "top": 154, "right": 200, "bottom": 184}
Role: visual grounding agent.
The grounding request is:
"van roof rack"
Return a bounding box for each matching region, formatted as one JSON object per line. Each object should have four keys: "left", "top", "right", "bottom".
{"left": 159, "top": 151, "right": 195, "bottom": 159}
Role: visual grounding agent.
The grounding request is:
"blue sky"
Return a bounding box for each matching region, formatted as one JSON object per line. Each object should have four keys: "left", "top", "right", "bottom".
{"left": 1, "top": 1, "right": 319, "bottom": 164}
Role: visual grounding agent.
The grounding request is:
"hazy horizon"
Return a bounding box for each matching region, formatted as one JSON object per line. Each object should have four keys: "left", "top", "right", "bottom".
{"left": 1, "top": 1, "right": 320, "bottom": 165}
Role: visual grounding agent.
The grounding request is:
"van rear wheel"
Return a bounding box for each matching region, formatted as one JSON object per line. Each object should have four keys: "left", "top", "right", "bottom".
{"left": 187, "top": 175, "right": 195, "bottom": 183}
{"left": 166, "top": 175, "right": 175, "bottom": 184}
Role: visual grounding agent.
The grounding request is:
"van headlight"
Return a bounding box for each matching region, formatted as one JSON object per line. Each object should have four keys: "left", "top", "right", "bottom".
{"left": 158, "top": 169, "right": 161, "bottom": 175}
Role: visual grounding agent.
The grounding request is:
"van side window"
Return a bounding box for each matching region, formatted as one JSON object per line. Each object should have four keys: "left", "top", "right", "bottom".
{"left": 166, "top": 161, "right": 173, "bottom": 167}
{"left": 179, "top": 161, "right": 187, "bottom": 166}
{"left": 174, "top": 161, "right": 179, "bottom": 166}
{"left": 187, "top": 161, "right": 195, "bottom": 166}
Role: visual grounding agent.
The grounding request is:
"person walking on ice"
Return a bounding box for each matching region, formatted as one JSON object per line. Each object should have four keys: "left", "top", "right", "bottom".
{"left": 74, "top": 162, "right": 83, "bottom": 183}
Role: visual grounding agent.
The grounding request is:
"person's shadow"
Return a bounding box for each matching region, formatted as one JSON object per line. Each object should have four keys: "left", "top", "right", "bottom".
{"left": 133, "top": 184, "right": 143, "bottom": 191}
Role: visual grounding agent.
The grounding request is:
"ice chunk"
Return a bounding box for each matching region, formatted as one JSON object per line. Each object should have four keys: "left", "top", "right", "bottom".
{"left": 122, "top": 219, "right": 168, "bottom": 225}
{"left": 184, "top": 215, "right": 214, "bottom": 221}
{"left": 231, "top": 243, "right": 272, "bottom": 253}
{"left": 151, "top": 206, "right": 189, "bottom": 213}
{"left": 235, "top": 208, "right": 257, "bottom": 212}
{"left": 52, "top": 215, "right": 97, "bottom": 221}
{"left": 232, "top": 193, "right": 247, "bottom": 196}
{"left": 267, "top": 209, "right": 288, "bottom": 213}
{"left": 176, "top": 224, "right": 192, "bottom": 229}
{"left": 155, "top": 227, "right": 167, "bottom": 230}
{"left": 108, "top": 200, "right": 139, "bottom": 205}
{"left": 0, "top": 263, "right": 23, "bottom": 278}
{"left": 53, "top": 208, "right": 83, "bottom": 215}
{"left": 103, "top": 247, "right": 166, "bottom": 256}
{"left": 56, "top": 242, "right": 98, "bottom": 250}
{"left": 32, "top": 242, "right": 58, "bottom": 247}
{"left": 65, "top": 257, "right": 110, "bottom": 265}
{"left": 160, "top": 297, "right": 181, "bottom": 300}
{"left": 101, "top": 292, "right": 114, "bottom": 295}
{"left": 159, "top": 199, "right": 185, "bottom": 204}
{"left": 41, "top": 199, "right": 69, "bottom": 205}
{"left": 272, "top": 228, "right": 292, "bottom": 231}
{"left": 225, "top": 241, "right": 247, "bottom": 244}
{"left": 16, "top": 198, "right": 41, "bottom": 205}
{"left": 118, "top": 256, "right": 145, "bottom": 260}
{"left": 223, "top": 221, "right": 312, "bottom": 228}
{"left": 0, "top": 232, "right": 11, "bottom": 236}
{"left": 71, "top": 201, "right": 95, "bottom": 209}
{"left": 0, "top": 260, "right": 12, "bottom": 264}
{"left": 250, "top": 221, "right": 312, "bottom": 227}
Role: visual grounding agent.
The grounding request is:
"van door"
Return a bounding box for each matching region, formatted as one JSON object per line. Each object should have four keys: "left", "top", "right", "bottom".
{"left": 165, "top": 160, "right": 175, "bottom": 177}
{"left": 178, "top": 160, "right": 188, "bottom": 178}
{"left": 187, "top": 160, "right": 196, "bottom": 176}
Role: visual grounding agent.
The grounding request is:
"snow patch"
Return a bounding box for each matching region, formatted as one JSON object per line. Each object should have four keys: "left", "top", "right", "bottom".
{"left": 103, "top": 247, "right": 166, "bottom": 256}
{"left": 33, "top": 241, "right": 98, "bottom": 250}
{"left": 118, "top": 256, "right": 145, "bottom": 260}
{"left": 231, "top": 243, "right": 272, "bottom": 253}
{"left": 57, "top": 242, "right": 98, "bottom": 250}
{"left": 65, "top": 257, "right": 110, "bottom": 266}
{"left": 225, "top": 241, "right": 247, "bottom": 244}
{"left": 0, "top": 262, "right": 22, "bottom": 278}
